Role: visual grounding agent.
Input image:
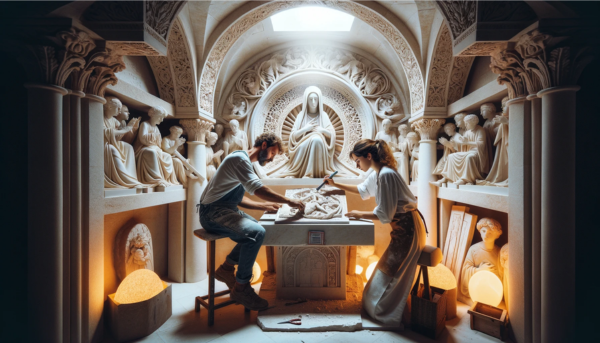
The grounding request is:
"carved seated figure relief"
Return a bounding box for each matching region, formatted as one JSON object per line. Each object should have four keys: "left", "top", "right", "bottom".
{"left": 439, "top": 114, "right": 489, "bottom": 185}
{"left": 115, "top": 104, "right": 140, "bottom": 145}
{"left": 103, "top": 97, "right": 143, "bottom": 189}
{"left": 134, "top": 106, "right": 180, "bottom": 187}
{"left": 433, "top": 123, "right": 463, "bottom": 180}
{"left": 407, "top": 132, "right": 419, "bottom": 182}
{"left": 477, "top": 97, "right": 509, "bottom": 187}
{"left": 396, "top": 124, "right": 411, "bottom": 184}
{"left": 161, "top": 126, "right": 197, "bottom": 187}
{"left": 460, "top": 218, "right": 503, "bottom": 300}
{"left": 276, "top": 86, "right": 337, "bottom": 178}
{"left": 223, "top": 119, "right": 248, "bottom": 157}
{"left": 206, "top": 132, "right": 224, "bottom": 181}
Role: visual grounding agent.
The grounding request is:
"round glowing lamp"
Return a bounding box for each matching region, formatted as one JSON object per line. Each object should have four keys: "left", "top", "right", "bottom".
{"left": 250, "top": 262, "right": 262, "bottom": 284}
{"left": 366, "top": 261, "right": 378, "bottom": 280}
{"left": 468, "top": 270, "right": 503, "bottom": 307}
{"left": 355, "top": 265, "right": 364, "bottom": 275}
{"left": 114, "top": 269, "right": 165, "bottom": 304}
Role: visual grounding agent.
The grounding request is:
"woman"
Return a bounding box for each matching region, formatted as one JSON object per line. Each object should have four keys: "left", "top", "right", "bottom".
{"left": 323, "top": 139, "right": 426, "bottom": 326}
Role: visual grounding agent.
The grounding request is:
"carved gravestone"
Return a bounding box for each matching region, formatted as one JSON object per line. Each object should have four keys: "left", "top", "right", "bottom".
{"left": 114, "top": 223, "right": 155, "bottom": 282}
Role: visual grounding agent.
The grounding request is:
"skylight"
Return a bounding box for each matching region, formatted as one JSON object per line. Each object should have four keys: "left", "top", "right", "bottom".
{"left": 271, "top": 7, "right": 354, "bottom": 32}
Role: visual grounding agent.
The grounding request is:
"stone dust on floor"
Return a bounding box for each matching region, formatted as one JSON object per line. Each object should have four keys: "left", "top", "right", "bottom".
{"left": 101, "top": 277, "right": 511, "bottom": 343}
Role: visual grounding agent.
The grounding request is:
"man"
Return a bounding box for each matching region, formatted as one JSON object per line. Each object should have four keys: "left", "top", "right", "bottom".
{"left": 199, "top": 132, "right": 305, "bottom": 310}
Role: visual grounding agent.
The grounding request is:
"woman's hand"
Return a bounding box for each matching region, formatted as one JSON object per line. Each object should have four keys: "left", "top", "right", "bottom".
{"left": 345, "top": 210, "right": 363, "bottom": 219}
{"left": 261, "top": 202, "right": 282, "bottom": 212}
{"left": 323, "top": 175, "right": 336, "bottom": 186}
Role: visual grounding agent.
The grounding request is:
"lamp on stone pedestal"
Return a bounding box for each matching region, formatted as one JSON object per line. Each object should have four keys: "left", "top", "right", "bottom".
{"left": 107, "top": 269, "right": 172, "bottom": 342}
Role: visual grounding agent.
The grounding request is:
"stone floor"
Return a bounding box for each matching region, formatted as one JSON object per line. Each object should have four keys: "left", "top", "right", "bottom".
{"left": 101, "top": 278, "right": 511, "bottom": 343}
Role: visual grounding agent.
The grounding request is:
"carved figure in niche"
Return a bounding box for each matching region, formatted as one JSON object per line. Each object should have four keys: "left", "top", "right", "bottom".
{"left": 433, "top": 123, "right": 463, "bottom": 179}
{"left": 406, "top": 132, "right": 419, "bottom": 182}
{"left": 439, "top": 114, "right": 489, "bottom": 185}
{"left": 500, "top": 243, "right": 509, "bottom": 309}
{"left": 223, "top": 94, "right": 248, "bottom": 123}
{"left": 454, "top": 112, "right": 467, "bottom": 135}
{"left": 239, "top": 70, "right": 262, "bottom": 96}
{"left": 103, "top": 97, "right": 143, "bottom": 189}
{"left": 223, "top": 119, "right": 248, "bottom": 157}
{"left": 276, "top": 86, "right": 336, "bottom": 178}
{"left": 114, "top": 223, "right": 154, "bottom": 281}
{"left": 206, "top": 132, "right": 224, "bottom": 181}
{"left": 162, "top": 126, "right": 197, "bottom": 187}
{"left": 460, "top": 218, "right": 503, "bottom": 299}
{"left": 115, "top": 104, "right": 140, "bottom": 145}
{"left": 480, "top": 103, "right": 498, "bottom": 172}
{"left": 477, "top": 97, "right": 509, "bottom": 187}
{"left": 134, "top": 106, "right": 180, "bottom": 187}
{"left": 375, "top": 119, "right": 399, "bottom": 150}
{"left": 396, "top": 124, "right": 411, "bottom": 184}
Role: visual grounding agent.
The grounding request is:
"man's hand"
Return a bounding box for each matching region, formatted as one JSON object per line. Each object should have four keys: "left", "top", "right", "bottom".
{"left": 261, "top": 202, "right": 282, "bottom": 212}
{"left": 286, "top": 198, "right": 305, "bottom": 212}
{"left": 345, "top": 210, "right": 362, "bottom": 219}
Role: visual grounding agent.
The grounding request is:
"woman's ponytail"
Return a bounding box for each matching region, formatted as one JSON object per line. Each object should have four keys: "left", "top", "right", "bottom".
{"left": 351, "top": 138, "right": 398, "bottom": 170}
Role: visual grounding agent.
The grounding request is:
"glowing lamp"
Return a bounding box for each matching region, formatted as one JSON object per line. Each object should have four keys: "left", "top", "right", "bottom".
{"left": 355, "top": 265, "right": 364, "bottom": 275}
{"left": 250, "top": 262, "right": 262, "bottom": 284}
{"left": 108, "top": 270, "right": 172, "bottom": 342}
{"left": 468, "top": 270, "right": 503, "bottom": 307}
{"left": 114, "top": 269, "right": 165, "bottom": 304}
{"left": 366, "top": 261, "right": 379, "bottom": 280}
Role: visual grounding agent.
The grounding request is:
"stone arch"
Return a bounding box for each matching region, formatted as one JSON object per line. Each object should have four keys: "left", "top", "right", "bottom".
{"left": 199, "top": 1, "right": 425, "bottom": 115}
{"left": 425, "top": 24, "right": 453, "bottom": 109}
{"left": 147, "top": 18, "right": 197, "bottom": 111}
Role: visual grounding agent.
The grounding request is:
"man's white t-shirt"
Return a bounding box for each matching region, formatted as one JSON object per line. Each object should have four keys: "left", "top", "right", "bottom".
{"left": 200, "top": 151, "right": 263, "bottom": 204}
{"left": 357, "top": 166, "right": 417, "bottom": 224}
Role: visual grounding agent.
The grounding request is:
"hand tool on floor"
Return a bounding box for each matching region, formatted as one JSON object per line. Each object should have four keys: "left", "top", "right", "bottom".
{"left": 285, "top": 299, "right": 307, "bottom": 306}
{"left": 277, "top": 318, "right": 302, "bottom": 325}
{"left": 316, "top": 171, "right": 338, "bottom": 191}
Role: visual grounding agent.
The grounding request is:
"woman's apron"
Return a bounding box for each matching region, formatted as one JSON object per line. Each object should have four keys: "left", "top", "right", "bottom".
{"left": 362, "top": 210, "right": 427, "bottom": 326}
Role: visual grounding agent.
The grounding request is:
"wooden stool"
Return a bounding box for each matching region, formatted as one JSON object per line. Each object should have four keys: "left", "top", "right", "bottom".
{"left": 416, "top": 245, "right": 443, "bottom": 300}
{"left": 193, "top": 229, "right": 239, "bottom": 326}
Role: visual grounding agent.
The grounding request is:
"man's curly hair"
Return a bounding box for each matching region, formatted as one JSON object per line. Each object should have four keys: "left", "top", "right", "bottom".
{"left": 253, "top": 132, "right": 286, "bottom": 154}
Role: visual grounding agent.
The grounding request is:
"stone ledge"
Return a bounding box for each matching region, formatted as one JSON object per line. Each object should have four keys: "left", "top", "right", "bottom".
{"left": 437, "top": 186, "right": 508, "bottom": 213}
{"left": 104, "top": 189, "right": 186, "bottom": 215}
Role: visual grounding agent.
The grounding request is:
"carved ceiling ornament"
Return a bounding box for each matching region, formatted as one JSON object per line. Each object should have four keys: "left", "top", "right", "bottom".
{"left": 145, "top": 1, "right": 187, "bottom": 46}
{"left": 199, "top": 0, "right": 424, "bottom": 115}
{"left": 426, "top": 25, "right": 453, "bottom": 108}
{"left": 458, "top": 42, "right": 508, "bottom": 57}
{"left": 447, "top": 56, "right": 474, "bottom": 105}
{"left": 436, "top": 0, "right": 477, "bottom": 41}
{"left": 411, "top": 118, "right": 445, "bottom": 141}
{"left": 147, "top": 55, "right": 175, "bottom": 103}
{"left": 222, "top": 45, "right": 406, "bottom": 129}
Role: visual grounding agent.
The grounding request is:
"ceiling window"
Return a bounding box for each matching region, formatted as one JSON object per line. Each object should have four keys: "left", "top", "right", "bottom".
{"left": 271, "top": 6, "right": 354, "bottom": 32}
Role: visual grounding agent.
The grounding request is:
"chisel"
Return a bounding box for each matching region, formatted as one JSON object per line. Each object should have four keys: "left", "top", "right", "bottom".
{"left": 316, "top": 171, "right": 338, "bottom": 191}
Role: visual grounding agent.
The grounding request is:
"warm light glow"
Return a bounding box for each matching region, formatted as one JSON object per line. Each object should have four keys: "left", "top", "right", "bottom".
{"left": 271, "top": 7, "right": 354, "bottom": 32}
{"left": 366, "top": 261, "right": 378, "bottom": 280}
{"left": 355, "top": 265, "right": 364, "bottom": 275}
{"left": 468, "top": 270, "right": 503, "bottom": 307}
{"left": 425, "top": 264, "right": 457, "bottom": 290}
{"left": 250, "top": 262, "right": 262, "bottom": 284}
{"left": 114, "top": 269, "right": 165, "bottom": 304}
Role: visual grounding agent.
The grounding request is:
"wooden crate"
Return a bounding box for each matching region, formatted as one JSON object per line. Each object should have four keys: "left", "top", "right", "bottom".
{"left": 468, "top": 302, "right": 508, "bottom": 340}
{"left": 411, "top": 285, "right": 447, "bottom": 339}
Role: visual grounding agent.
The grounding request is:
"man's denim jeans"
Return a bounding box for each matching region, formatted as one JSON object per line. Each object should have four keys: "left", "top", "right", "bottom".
{"left": 199, "top": 185, "right": 265, "bottom": 284}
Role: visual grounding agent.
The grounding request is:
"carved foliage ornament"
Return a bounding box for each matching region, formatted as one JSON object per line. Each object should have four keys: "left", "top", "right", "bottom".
{"left": 200, "top": 0, "right": 424, "bottom": 114}
{"left": 411, "top": 118, "right": 445, "bottom": 141}
{"left": 180, "top": 119, "right": 214, "bottom": 143}
{"left": 427, "top": 25, "right": 453, "bottom": 107}
{"left": 145, "top": 1, "right": 186, "bottom": 45}
{"left": 168, "top": 20, "right": 196, "bottom": 107}
{"left": 447, "top": 56, "right": 474, "bottom": 105}
{"left": 436, "top": 0, "right": 477, "bottom": 40}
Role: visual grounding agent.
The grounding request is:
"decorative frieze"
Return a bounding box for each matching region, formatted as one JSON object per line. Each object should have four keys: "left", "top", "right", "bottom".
{"left": 427, "top": 25, "right": 453, "bottom": 107}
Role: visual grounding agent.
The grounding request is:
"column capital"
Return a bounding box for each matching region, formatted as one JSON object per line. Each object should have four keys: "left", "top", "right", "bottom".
{"left": 411, "top": 118, "right": 445, "bottom": 141}
{"left": 180, "top": 119, "right": 214, "bottom": 143}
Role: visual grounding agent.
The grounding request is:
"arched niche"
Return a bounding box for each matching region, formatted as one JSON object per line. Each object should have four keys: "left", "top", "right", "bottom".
{"left": 247, "top": 71, "right": 376, "bottom": 174}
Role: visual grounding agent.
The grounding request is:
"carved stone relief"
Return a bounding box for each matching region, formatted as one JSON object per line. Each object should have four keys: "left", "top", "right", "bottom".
{"left": 427, "top": 25, "right": 453, "bottom": 107}
{"left": 199, "top": 1, "right": 424, "bottom": 115}
{"left": 447, "top": 56, "right": 475, "bottom": 105}
{"left": 145, "top": 1, "right": 187, "bottom": 46}
{"left": 147, "top": 55, "right": 175, "bottom": 103}
{"left": 114, "top": 223, "right": 155, "bottom": 282}
{"left": 281, "top": 246, "right": 341, "bottom": 288}
{"left": 435, "top": 1, "right": 477, "bottom": 41}
{"left": 458, "top": 42, "right": 508, "bottom": 57}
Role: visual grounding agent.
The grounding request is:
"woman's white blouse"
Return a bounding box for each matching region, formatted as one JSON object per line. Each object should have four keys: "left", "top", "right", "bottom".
{"left": 357, "top": 166, "right": 417, "bottom": 224}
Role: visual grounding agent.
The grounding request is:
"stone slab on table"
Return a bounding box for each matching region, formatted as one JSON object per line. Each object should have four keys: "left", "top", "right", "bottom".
{"left": 257, "top": 273, "right": 364, "bottom": 332}
{"left": 259, "top": 219, "right": 375, "bottom": 246}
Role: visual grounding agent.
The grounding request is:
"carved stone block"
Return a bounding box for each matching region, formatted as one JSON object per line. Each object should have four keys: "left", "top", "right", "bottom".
{"left": 114, "top": 223, "right": 154, "bottom": 282}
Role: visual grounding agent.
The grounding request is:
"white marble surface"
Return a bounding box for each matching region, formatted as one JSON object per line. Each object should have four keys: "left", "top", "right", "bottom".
{"left": 260, "top": 220, "right": 375, "bottom": 246}
{"left": 437, "top": 187, "right": 508, "bottom": 213}
{"left": 104, "top": 189, "right": 186, "bottom": 215}
{"left": 104, "top": 188, "right": 140, "bottom": 198}
{"left": 458, "top": 184, "right": 508, "bottom": 196}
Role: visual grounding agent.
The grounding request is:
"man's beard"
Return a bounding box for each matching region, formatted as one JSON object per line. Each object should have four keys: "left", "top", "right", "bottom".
{"left": 258, "top": 148, "right": 270, "bottom": 166}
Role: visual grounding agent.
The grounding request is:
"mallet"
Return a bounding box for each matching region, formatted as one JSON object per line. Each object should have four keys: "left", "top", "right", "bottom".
{"left": 316, "top": 171, "right": 338, "bottom": 191}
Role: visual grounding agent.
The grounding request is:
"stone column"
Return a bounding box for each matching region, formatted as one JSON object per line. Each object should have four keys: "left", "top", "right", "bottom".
{"left": 529, "top": 94, "right": 542, "bottom": 343}
{"left": 80, "top": 94, "right": 106, "bottom": 343}
{"left": 506, "top": 96, "right": 533, "bottom": 343}
{"left": 538, "top": 86, "right": 579, "bottom": 343}
{"left": 25, "top": 83, "right": 68, "bottom": 343}
{"left": 180, "top": 119, "right": 214, "bottom": 282}
{"left": 411, "top": 118, "right": 445, "bottom": 247}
